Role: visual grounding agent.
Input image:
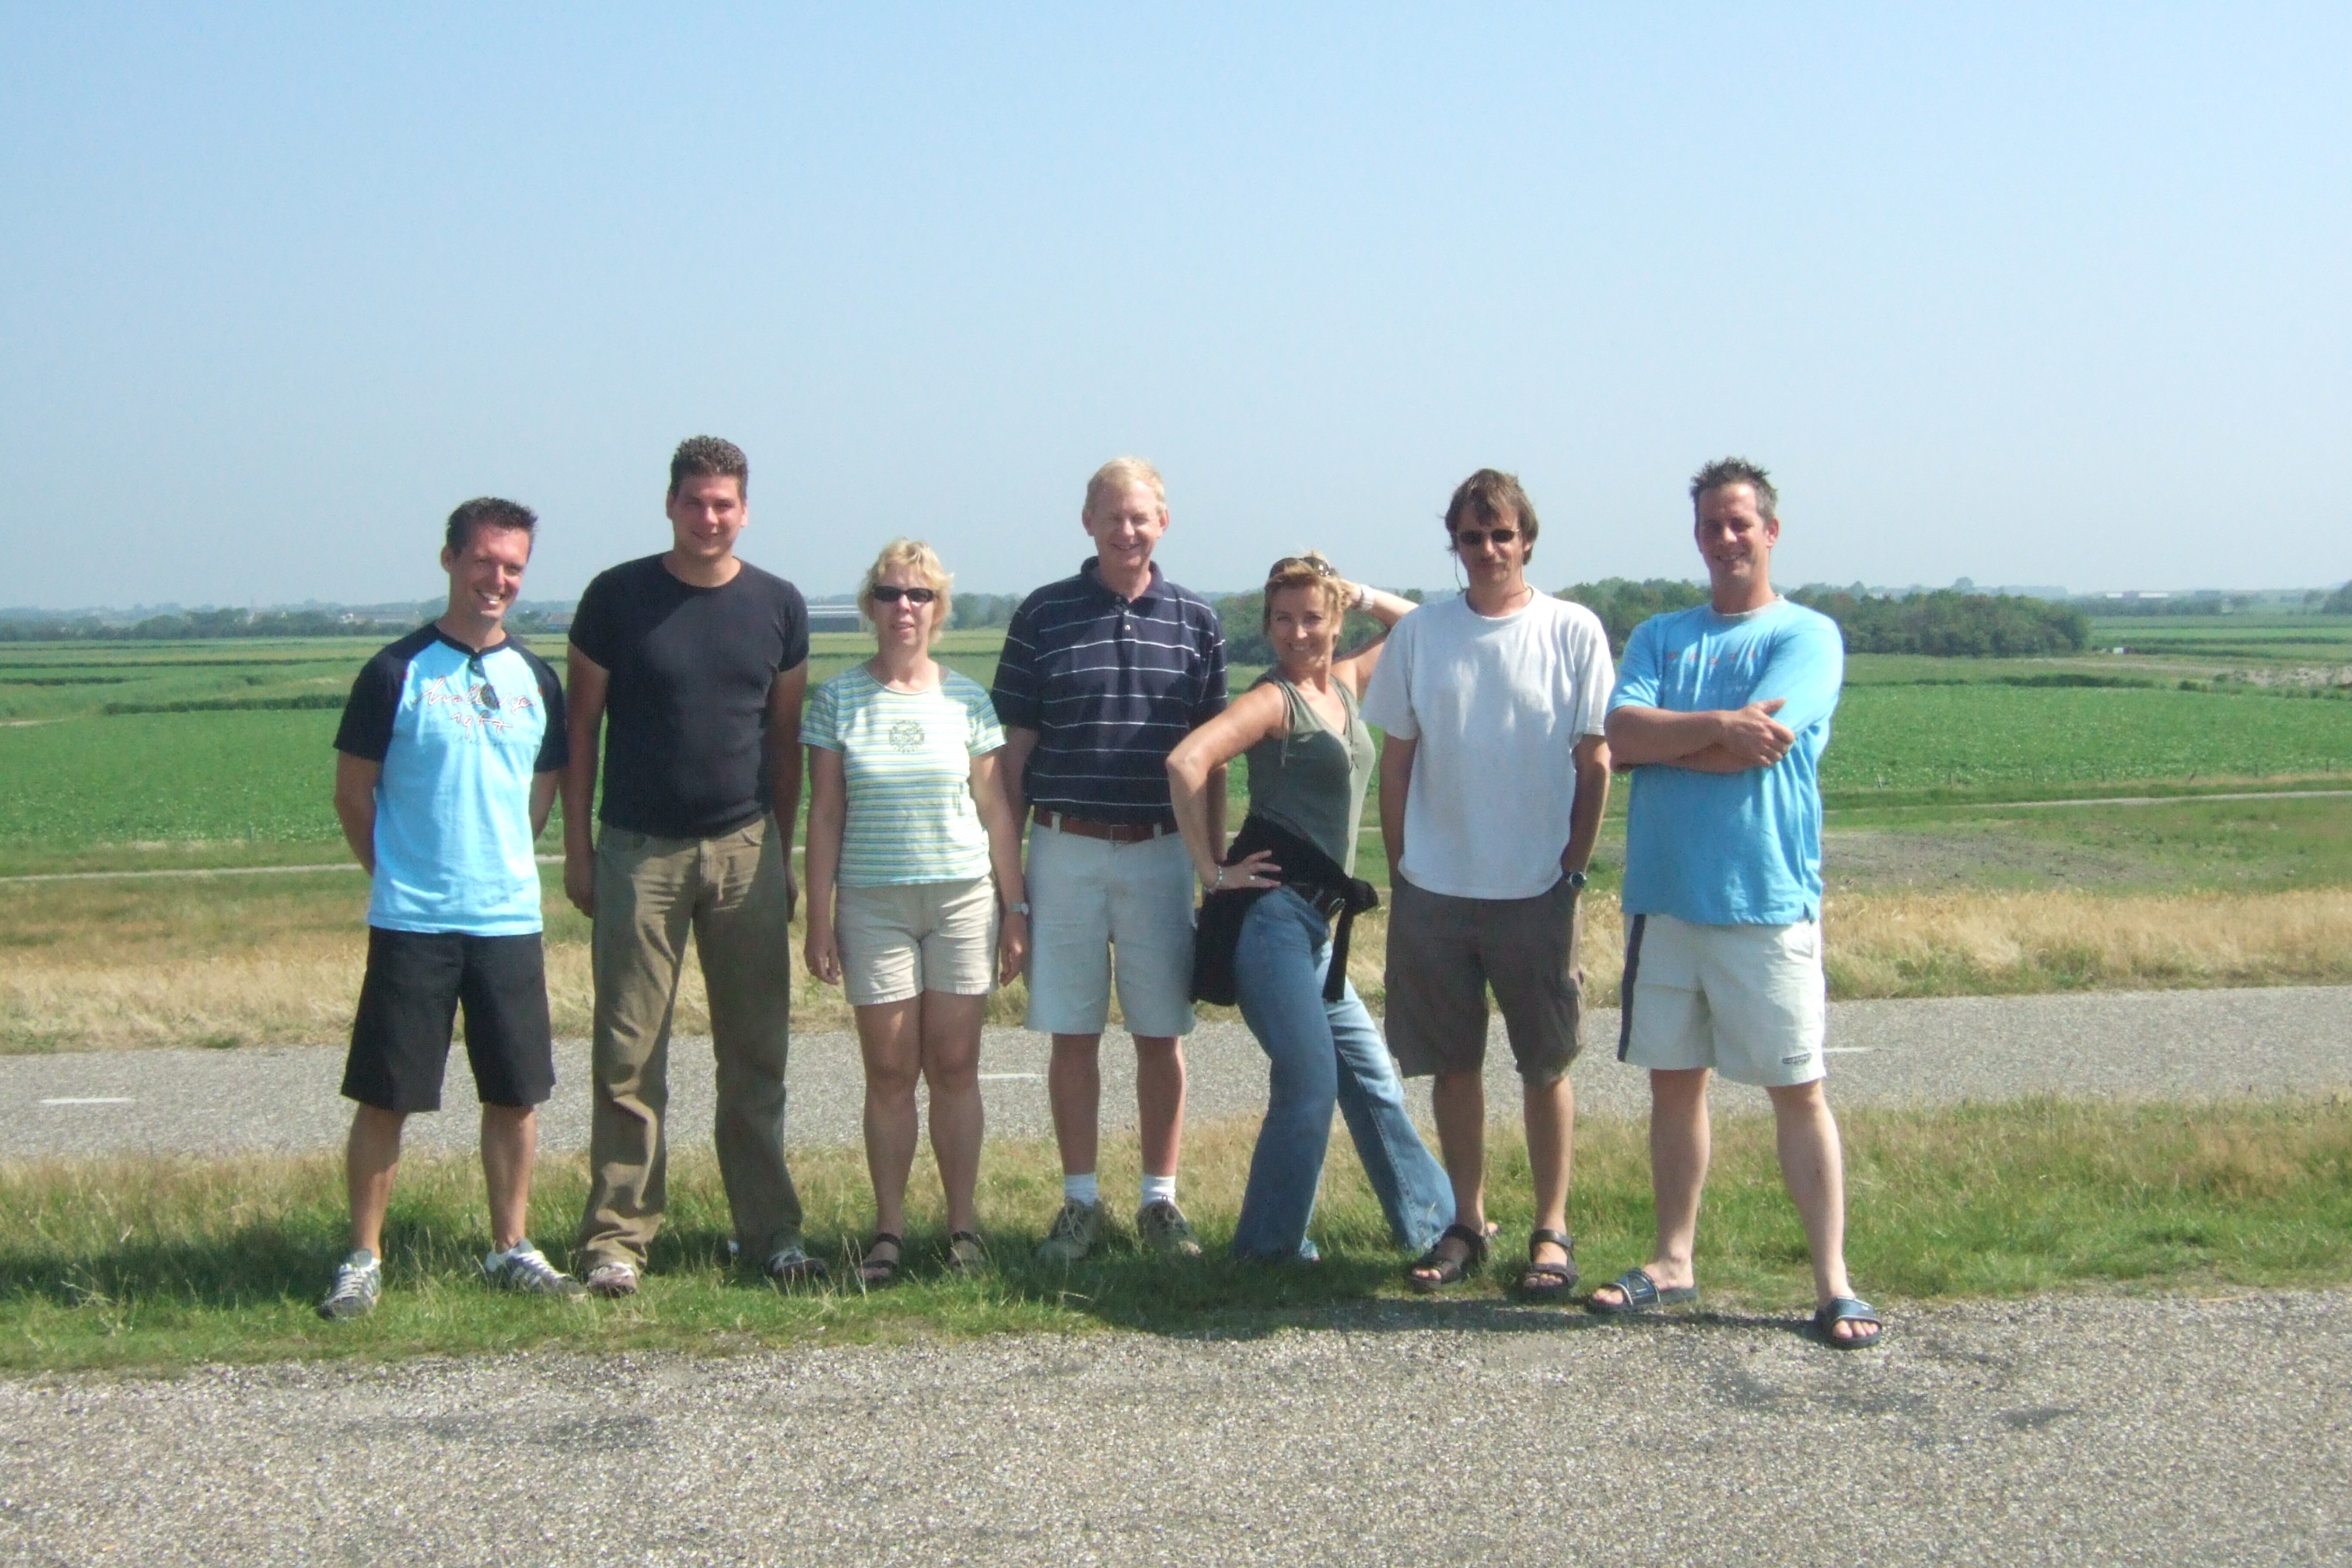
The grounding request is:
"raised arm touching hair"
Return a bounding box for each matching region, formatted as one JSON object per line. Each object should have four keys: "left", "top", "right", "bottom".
{"left": 1331, "top": 584, "right": 1419, "bottom": 700}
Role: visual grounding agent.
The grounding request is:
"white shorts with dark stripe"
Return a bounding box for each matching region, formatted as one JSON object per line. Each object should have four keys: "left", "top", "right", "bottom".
{"left": 1617, "top": 912, "right": 1828, "bottom": 1088}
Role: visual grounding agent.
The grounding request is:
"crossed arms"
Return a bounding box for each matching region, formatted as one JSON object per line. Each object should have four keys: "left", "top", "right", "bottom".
{"left": 1603, "top": 698, "right": 1794, "bottom": 774}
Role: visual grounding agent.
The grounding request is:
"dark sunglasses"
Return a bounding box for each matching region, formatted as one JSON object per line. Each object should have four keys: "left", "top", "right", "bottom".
{"left": 870, "top": 585, "right": 937, "bottom": 604}
{"left": 1453, "top": 527, "right": 1521, "bottom": 548}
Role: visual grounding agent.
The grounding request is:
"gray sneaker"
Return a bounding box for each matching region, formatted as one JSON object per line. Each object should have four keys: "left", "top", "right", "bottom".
{"left": 317, "top": 1249, "right": 381, "bottom": 1321}
{"left": 483, "top": 1241, "right": 583, "bottom": 1297}
{"left": 1136, "top": 1199, "right": 1202, "bottom": 1258}
{"left": 765, "top": 1244, "right": 830, "bottom": 1286}
{"left": 1035, "top": 1199, "right": 1108, "bottom": 1263}
{"left": 582, "top": 1260, "right": 640, "bottom": 1299}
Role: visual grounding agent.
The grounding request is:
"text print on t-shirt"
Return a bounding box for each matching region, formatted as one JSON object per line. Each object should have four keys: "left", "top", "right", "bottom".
{"left": 420, "top": 669, "right": 539, "bottom": 740}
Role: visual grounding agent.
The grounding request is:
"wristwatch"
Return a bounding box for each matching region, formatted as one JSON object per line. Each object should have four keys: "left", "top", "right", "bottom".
{"left": 1563, "top": 870, "right": 1588, "bottom": 892}
{"left": 1005, "top": 901, "right": 1031, "bottom": 916}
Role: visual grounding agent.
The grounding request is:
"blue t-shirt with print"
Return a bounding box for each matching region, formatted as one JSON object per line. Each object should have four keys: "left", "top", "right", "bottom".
{"left": 1608, "top": 599, "right": 1844, "bottom": 926}
{"left": 334, "top": 627, "right": 568, "bottom": 935}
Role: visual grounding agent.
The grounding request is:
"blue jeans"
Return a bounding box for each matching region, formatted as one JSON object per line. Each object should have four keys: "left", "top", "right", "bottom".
{"left": 1230, "top": 888, "right": 1455, "bottom": 1260}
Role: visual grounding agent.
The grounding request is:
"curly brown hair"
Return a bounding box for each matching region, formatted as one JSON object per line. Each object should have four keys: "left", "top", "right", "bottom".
{"left": 669, "top": 435, "right": 749, "bottom": 499}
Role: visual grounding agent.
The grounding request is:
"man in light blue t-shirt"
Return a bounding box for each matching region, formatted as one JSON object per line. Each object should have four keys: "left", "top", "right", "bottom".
{"left": 1592, "top": 457, "right": 1883, "bottom": 1348}
{"left": 317, "top": 498, "right": 576, "bottom": 1321}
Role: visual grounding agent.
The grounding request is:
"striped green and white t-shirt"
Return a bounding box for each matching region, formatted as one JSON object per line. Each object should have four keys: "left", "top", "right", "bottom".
{"left": 803, "top": 664, "right": 1006, "bottom": 887}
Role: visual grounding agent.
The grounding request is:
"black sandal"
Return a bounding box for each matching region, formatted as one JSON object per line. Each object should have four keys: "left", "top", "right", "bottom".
{"left": 1407, "top": 1222, "right": 1489, "bottom": 1293}
{"left": 858, "top": 1232, "right": 904, "bottom": 1287}
{"left": 1513, "top": 1227, "right": 1578, "bottom": 1300}
{"left": 944, "top": 1230, "right": 989, "bottom": 1275}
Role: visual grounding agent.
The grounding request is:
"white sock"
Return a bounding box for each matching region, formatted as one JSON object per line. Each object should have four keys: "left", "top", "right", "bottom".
{"left": 1064, "top": 1172, "right": 1099, "bottom": 1206}
{"left": 1141, "top": 1174, "right": 1178, "bottom": 1209}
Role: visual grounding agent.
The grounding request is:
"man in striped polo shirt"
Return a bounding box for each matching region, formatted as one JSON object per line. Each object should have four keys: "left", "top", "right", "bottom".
{"left": 991, "top": 457, "right": 1230, "bottom": 1262}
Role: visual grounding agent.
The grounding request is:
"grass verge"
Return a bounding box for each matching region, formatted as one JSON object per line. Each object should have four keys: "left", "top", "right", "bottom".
{"left": 4, "top": 1098, "right": 2346, "bottom": 1373}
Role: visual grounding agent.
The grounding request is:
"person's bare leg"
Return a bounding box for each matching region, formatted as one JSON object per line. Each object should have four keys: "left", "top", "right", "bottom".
{"left": 346, "top": 1104, "right": 407, "bottom": 1256}
{"left": 1523, "top": 1074, "right": 1575, "bottom": 1273}
{"left": 1132, "top": 1034, "right": 1185, "bottom": 1179}
{"left": 1411, "top": 1068, "right": 1487, "bottom": 1279}
{"left": 479, "top": 1104, "right": 538, "bottom": 1250}
{"left": 1766, "top": 1078, "right": 1873, "bottom": 1342}
{"left": 1591, "top": 1067, "right": 1710, "bottom": 1306}
{"left": 856, "top": 999, "right": 925, "bottom": 1246}
{"left": 1048, "top": 1031, "right": 1104, "bottom": 1179}
{"left": 921, "top": 991, "right": 988, "bottom": 1234}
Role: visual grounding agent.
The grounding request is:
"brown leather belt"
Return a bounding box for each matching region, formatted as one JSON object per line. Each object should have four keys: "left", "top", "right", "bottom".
{"left": 1032, "top": 807, "right": 1177, "bottom": 845}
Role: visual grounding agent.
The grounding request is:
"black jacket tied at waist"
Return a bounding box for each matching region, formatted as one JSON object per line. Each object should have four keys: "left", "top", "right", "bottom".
{"left": 1191, "top": 814, "right": 1381, "bottom": 1006}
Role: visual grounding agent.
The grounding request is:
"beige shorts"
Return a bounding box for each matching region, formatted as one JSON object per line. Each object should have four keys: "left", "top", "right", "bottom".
{"left": 835, "top": 877, "right": 998, "bottom": 1006}
{"left": 1617, "top": 912, "right": 1827, "bottom": 1088}
{"left": 1022, "top": 823, "right": 1196, "bottom": 1038}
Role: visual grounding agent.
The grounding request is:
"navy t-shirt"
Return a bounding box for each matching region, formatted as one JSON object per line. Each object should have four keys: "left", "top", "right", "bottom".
{"left": 334, "top": 626, "right": 567, "bottom": 935}
{"left": 989, "top": 560, "right": 1227, "bottom": 825}
{"left": 569, "top": 554, "right": 810, "bottom": 838}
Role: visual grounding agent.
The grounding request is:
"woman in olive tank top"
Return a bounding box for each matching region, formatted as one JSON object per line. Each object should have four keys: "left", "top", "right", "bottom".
{"left": 1167, "top": 555, "right": 1454, "bottom": 1261}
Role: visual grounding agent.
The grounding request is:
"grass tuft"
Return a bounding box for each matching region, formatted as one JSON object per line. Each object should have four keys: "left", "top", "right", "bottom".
{"left": 2, "top": 1099, "right": 2346, "bottom": 1372}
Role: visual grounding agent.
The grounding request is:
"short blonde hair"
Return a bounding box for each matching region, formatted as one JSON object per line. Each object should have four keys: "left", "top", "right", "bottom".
{"left": 857, "top": 537, "right": 954, "bottom": 642}
{"left": 1262, "top": 551, "right": 1349, "bottom": 632}
{"left": 1083, "top": 457, "right": 1167, "bottom": 520}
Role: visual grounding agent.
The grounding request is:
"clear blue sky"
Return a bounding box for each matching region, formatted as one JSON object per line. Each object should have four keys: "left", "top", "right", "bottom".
{"left": 3, "top": 4, "right": 2345, "bottom": 608}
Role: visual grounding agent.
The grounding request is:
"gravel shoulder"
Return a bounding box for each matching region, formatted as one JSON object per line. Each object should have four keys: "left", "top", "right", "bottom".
{"left": 5, "top": 986, "right": 2350, "bottom": 1161}
{"left": 5, "top": 1289, "right": 2346, "bottom": 1566}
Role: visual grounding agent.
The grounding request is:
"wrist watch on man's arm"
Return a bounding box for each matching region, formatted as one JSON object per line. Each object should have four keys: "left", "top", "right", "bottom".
{"left": 1563, "top": 870, "right": 1587, "bottom": 892}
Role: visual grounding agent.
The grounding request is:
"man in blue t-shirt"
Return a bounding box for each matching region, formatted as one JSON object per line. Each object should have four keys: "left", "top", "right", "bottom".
{"left": 1593, "top": 458, "right": 1883, "bottom": 1348}
{"left": 319, "top": 498, "right": 576, "bottom": 1320}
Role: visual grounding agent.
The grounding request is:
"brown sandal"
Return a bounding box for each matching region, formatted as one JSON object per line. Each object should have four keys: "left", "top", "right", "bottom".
{"left": 1513, "top": 1227, "right": 1578, "bottom": 1300}
{"left": 1407, "top": 1222, "right": 1489, "bottom": 1293}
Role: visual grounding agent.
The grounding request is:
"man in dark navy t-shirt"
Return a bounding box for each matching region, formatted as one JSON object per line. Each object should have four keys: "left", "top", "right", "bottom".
{"left": 319, "top": 497, "right": 578, "bottom": 1321}
{"left": 563, "top": 436, "right": 816, "bottom": 1295}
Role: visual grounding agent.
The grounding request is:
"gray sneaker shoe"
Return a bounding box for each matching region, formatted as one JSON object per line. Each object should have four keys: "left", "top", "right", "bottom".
{"left": 1035, "top": 1199, "right": 1108, "bottom": 1264}
{"left": 1136, "top": 1199, "right": 1202, "bottom": 1258}
{"left": 483, "top": 1241, "right": 583, "bottom": 1297}
{"left": 582, "top": 1260, "right": 640, "bottom": 1299}
{"left": 317, "top": 1249, "right": 381, "bottom": 1321}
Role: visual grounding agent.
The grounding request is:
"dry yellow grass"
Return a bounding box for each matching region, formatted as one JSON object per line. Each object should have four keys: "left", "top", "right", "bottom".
{"left": 5, "top": 879, "right": 2350, "bottom": 1052}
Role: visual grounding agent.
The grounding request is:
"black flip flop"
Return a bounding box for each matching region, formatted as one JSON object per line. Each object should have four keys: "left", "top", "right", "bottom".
{"left": 1813, "top": 1295, "right": 1885, "bottom": 1349}
{"left": 1586, "top": 1266, "right": 1699, "bottom": 1316}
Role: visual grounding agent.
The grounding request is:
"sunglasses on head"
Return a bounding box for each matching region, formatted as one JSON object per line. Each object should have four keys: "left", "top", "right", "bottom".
{"left": 870, "top": 585, "right": 937, "bottom": 604}
{"left": 1265, "top": 554, "right": 1338, "bottom": 584}
{"left": 1452, "top": 527, "right": 1521, "bottom": 548}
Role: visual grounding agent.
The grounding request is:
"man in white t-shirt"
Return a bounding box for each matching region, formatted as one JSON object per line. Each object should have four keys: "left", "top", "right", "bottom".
{"left": 1361, "top": 468, "right": 1614, "bottom": 1298}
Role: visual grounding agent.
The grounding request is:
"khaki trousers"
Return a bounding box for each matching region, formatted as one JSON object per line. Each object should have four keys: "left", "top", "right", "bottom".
{"left": 576, "top": 814, "right": 803, "bottom": 1270}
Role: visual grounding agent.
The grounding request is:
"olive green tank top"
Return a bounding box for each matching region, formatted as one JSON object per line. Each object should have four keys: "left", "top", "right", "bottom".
{"left": 1242, "top": 673, "right": 1376, "bottom": 874}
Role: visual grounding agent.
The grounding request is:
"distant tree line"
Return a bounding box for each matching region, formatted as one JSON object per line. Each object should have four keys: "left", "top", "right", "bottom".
{"left": 950, "top": 593, "right": 1024, "bottom": 630}
{"left": 2326, "top": 583, "right": 2352, "bottom": 615}
{"left": 0, "top": 607, "right": 419, "bottom": 642}
{"left": 1554, "top": 578, "right": 2088, "bottom": 657}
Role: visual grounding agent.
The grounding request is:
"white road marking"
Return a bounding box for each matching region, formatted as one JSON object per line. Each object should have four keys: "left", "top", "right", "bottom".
{"left": 1822, "top": 1047, "right": 1874, "bottom": 1054}
{"left": 39, "top": 1097, "right": 134, "bottom": 1106}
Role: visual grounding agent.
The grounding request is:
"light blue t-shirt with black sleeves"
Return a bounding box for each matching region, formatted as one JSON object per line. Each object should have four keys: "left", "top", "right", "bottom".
{"left": 333, "top": 626, "right": 568, "bottom": 936}
{"left": 803, "top": 665, "right": 1006, "bottom": 887}
{"left": 1608, "top": 599, "right": 1844, "bottom": 926}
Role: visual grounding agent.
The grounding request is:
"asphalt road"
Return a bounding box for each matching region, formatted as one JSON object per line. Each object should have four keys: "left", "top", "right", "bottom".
{"left": 5, "top": 985, "right": 2350, "bottom": 1161}
{"left": 3, "top": 1289, "right": 2345, "bottom": 1566}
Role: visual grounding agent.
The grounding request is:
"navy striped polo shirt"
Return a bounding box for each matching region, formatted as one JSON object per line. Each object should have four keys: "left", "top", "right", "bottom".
{"left": 990, "top": 560, "right": 1228, "bottom": 825}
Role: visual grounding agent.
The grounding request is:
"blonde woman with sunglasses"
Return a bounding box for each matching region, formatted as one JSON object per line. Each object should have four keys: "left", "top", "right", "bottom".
{"left": 803, "top": 539, "right": 1028, "bottom": 1283}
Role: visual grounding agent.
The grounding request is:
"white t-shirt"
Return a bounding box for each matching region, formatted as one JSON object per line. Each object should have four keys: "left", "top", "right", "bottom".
{"left": 1360, "top": 593, "right": 1614, "bottom": 901}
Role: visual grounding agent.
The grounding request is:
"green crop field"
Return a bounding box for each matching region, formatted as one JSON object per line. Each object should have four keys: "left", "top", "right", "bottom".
{"left": 5, "top": 623, "right": 2349, "bottom": 871}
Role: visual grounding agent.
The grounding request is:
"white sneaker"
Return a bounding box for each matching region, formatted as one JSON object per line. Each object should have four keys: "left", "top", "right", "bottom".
{"left": 318, "top": 1249, "right": 381, "bottom": 1321}
{"left": 482, "top": 1240, "right": 583, "bottom": 1297}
